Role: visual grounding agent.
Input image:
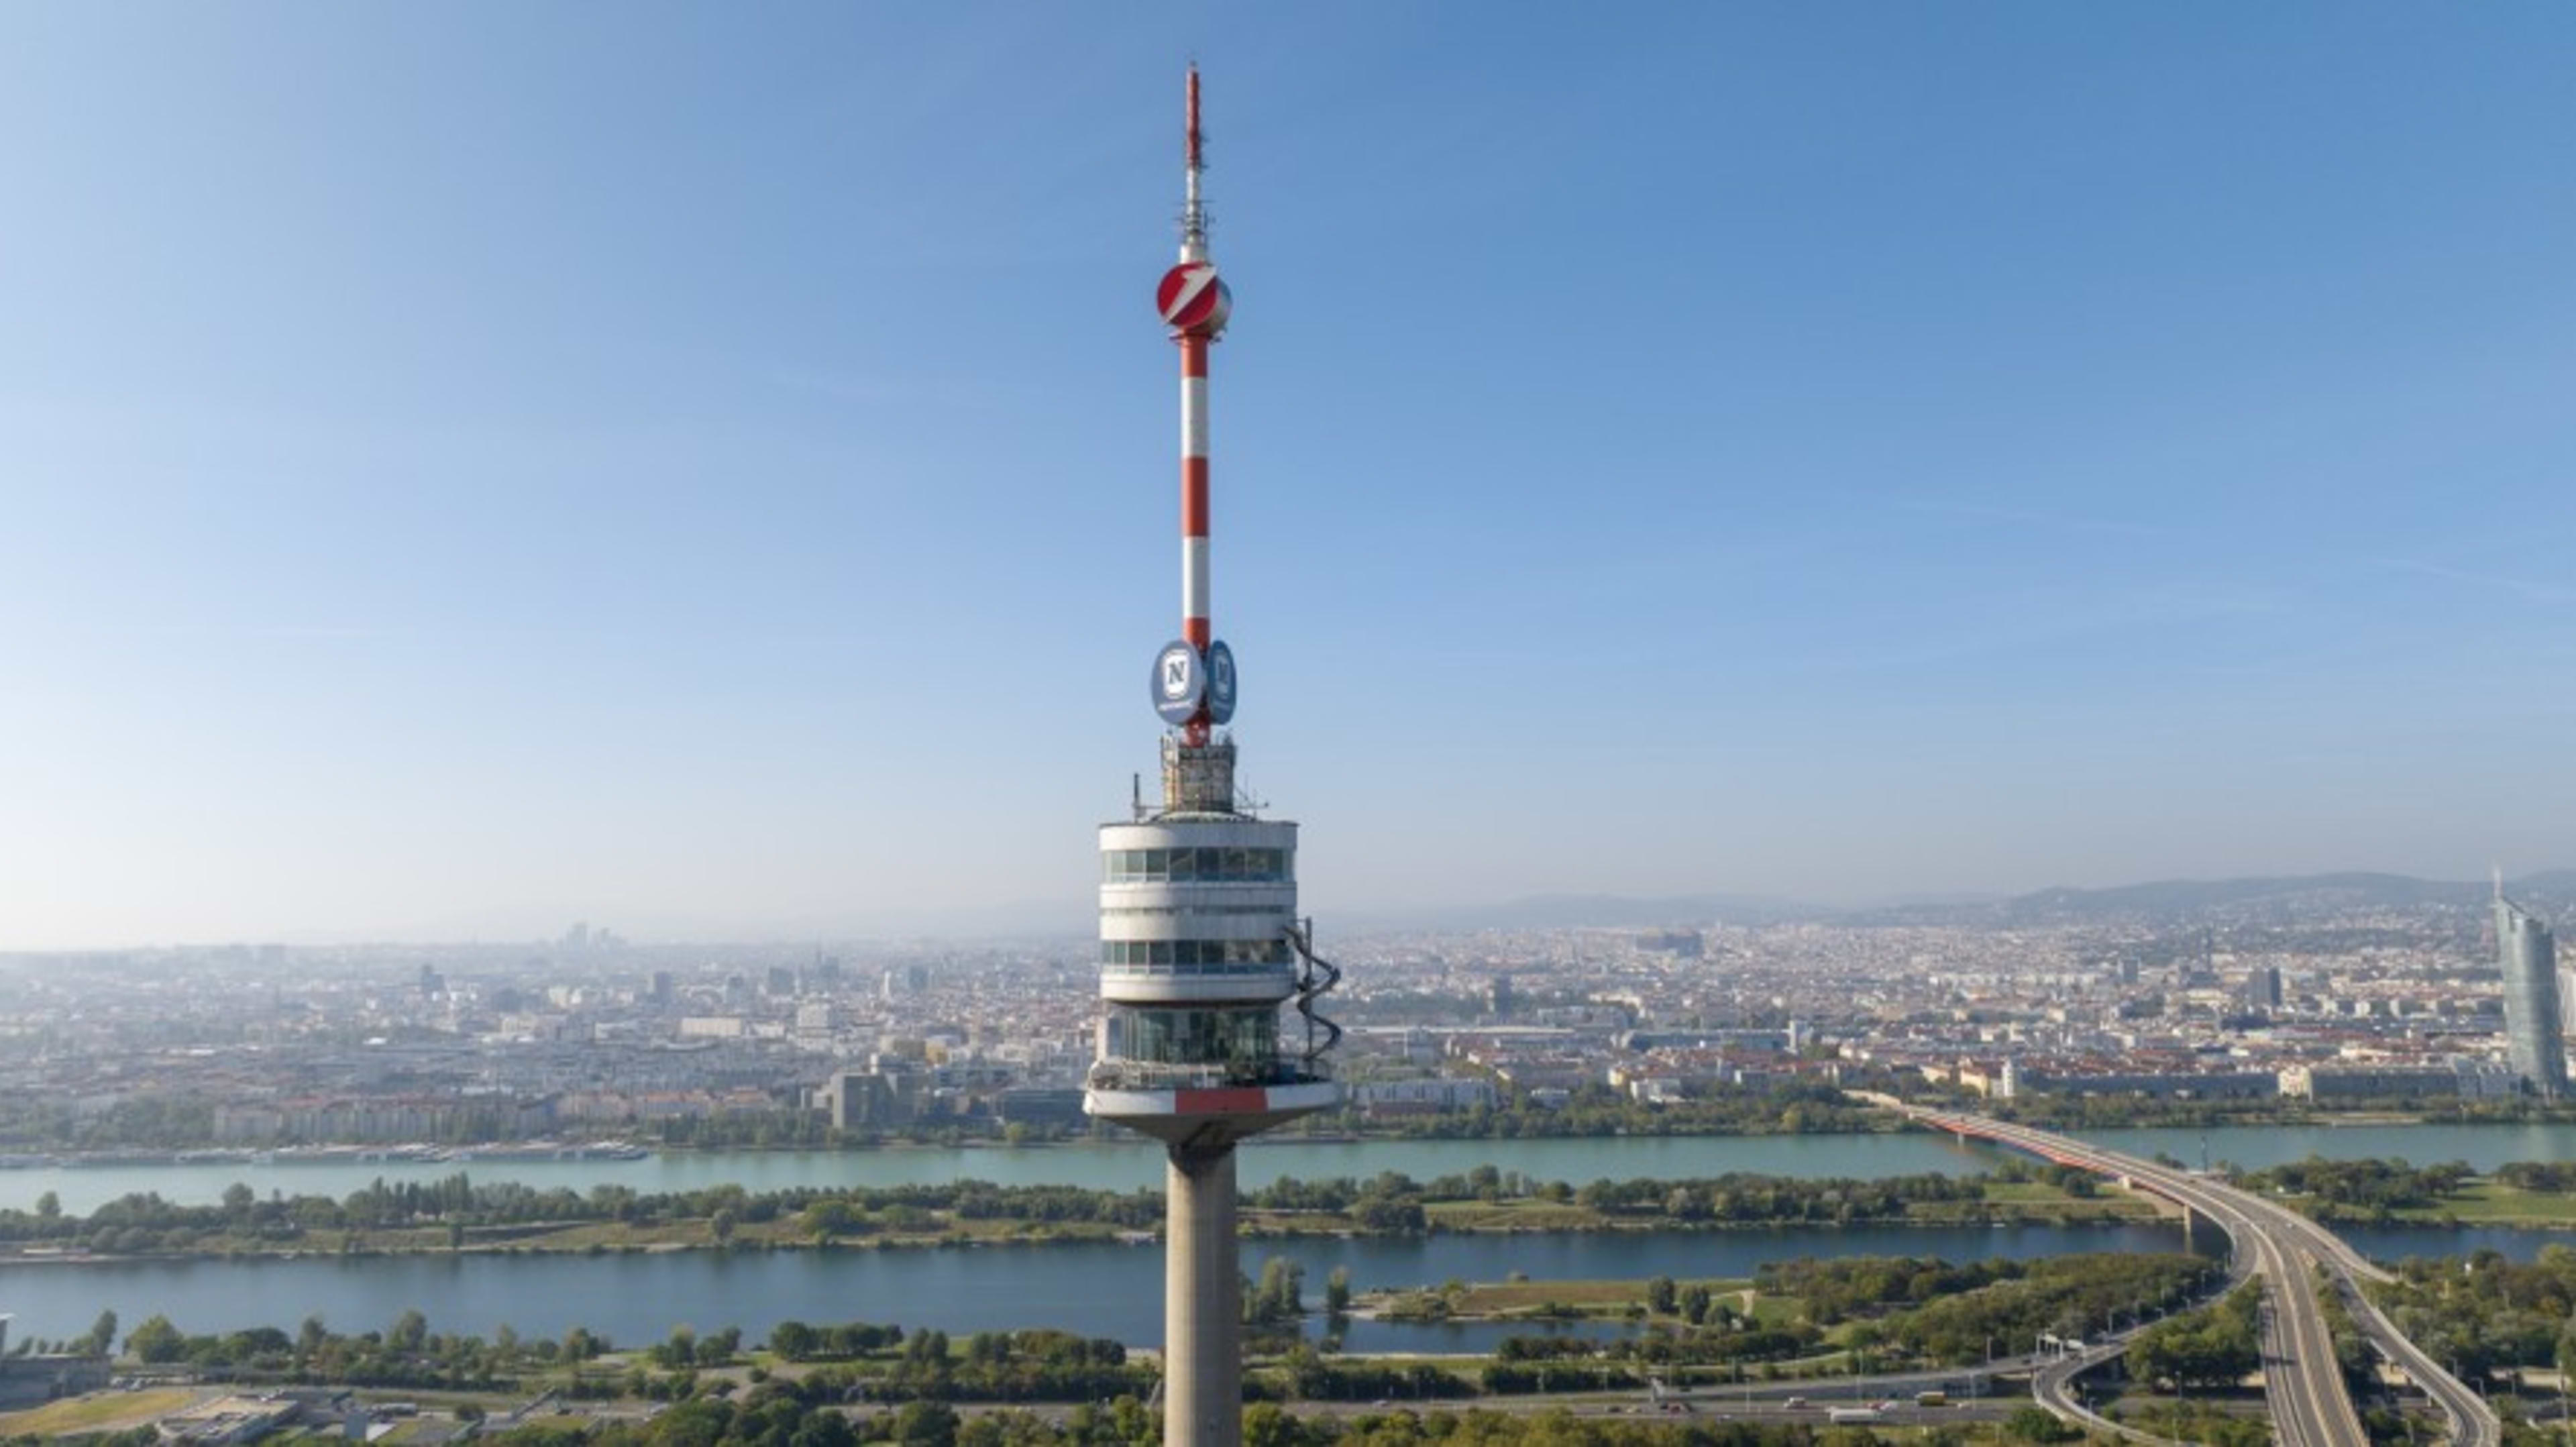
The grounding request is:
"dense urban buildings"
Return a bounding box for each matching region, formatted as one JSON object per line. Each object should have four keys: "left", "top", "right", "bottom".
{"left": 6, "top": 873, "right": 2576, "bottom": 1169}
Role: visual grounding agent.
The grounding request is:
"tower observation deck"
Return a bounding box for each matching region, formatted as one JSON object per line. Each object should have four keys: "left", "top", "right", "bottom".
{"left": 1081, "top": 67, "right": 1340, "bottom": 1447}
{"left": 1087, "top": 739, "right": 1340, "bottom": 1144}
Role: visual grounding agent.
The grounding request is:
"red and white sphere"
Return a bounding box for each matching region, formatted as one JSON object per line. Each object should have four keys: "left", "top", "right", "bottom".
{"left": 1157, "top": 262, "right": 1232, "bottom": 338}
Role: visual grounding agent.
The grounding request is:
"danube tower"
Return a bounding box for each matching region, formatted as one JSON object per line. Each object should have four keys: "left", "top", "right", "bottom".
{"left": 1083, "top": 68, "right": 1342, "bottom": 1447}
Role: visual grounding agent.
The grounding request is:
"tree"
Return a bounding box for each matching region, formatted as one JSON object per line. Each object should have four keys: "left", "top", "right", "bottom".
{"left": 78, "top": 1311, "right": 117, "bottom": 1358}
{"left": 389, "top": 1309, "right": 429, "bottom": 1354}
{"left": 2004, "top": 1405, "right": 2080, "bottom": 1442}
{"left": 1324, "top": 1267, "right": 1352, "bottom": 1316}
{"left": 1248, "top": 1258, "right": 1305, "bottom": 1326}
{"left": 710, "top": 1208, "right": 737, "bottom": 1244}
{"left": 1243, "top": 1403, "right": 1309, "bottom": 1447}
{"left": 893, "top": 1401, "right": 960, "bottom": 1447}
{"left": 1679, "top": 1283, "right": 1713, "bottom": 1325}
{"left": 770, "top": 1322, "right": 818, "bottom": 1360}
{"left": 1646, "top": 1276, "right": 1678, "bottom": 1314}
{"left": 127, "top": 1316, "right": 184, "bottom": 1364}
{"left": 35, "top": 1191, "right": 60, "bottom": 1222}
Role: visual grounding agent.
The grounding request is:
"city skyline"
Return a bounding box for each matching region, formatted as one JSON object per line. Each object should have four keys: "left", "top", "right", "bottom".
{"left": 7, "top": 5, "right": 2576, "bottom": 948}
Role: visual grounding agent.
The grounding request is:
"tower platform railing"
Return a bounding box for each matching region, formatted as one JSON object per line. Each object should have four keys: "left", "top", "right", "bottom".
{"left": 1085, "top": 1058, "right": 1334, "bottom": 1094}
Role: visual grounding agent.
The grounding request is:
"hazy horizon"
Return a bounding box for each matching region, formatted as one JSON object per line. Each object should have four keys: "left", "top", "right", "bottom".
{"left": 5, "top": 863, "right": 2564, "bottom": 955}
{"left": 7, "top": 5, "right": 2574, "bottom": 950}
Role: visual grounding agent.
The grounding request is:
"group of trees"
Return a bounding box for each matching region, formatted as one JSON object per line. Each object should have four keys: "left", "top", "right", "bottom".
{"left": 2243, "top": 1157, "right": 2473, "bottom": 1220}
{"left": 475, "top": 1389, "right": 1890, "bottom": 1447}
{"left": 2375, "top": 1244, "right": 2576, "bottom": 1378}
{"left": 836, "top": 1329, "right": 1146, "bottom": 1405}
{"left": 2493, "top": 1161, "right": 2576, "bottom": 1192}
{"left": 0, "top": 1175, "right": 1183, "bottom": 1256}
{"left": 1752, "top": 1252, "right": 2220, "bottom": 1369}
{"left": 9, "top": 1307, "right": 121, "bottom": 1359}
{"left": 1275, "top": 1346, "right": 1476, "bottom": 1403}
{"left": 767, "top": 1321, "right": 906, "bottom": 1362}
{"left": 1869, "top": 1254, "right": 2218, "bottom": 1366}
{"left": 95, "top": 1306, "right": 607, "bottom": 1390}
{"left": 0, "top": 1094, "right": 216, "bottom": 1152}
{"left": 0, "top": 1151, "right": 2203, "bottom": 1264}
{"left": 649, "top": 1328, "right": 747, "bottom": 1371}
{"left": 60, "top": 1304, "right": 1159, "bottom": 1409}
{"left": 2123, "top": 1281, "right": 2261, "bottom": 1391}
{"left": 1476, "top": 1252, "right": 2220, "bottom": 1389}
{"left": 1247, "top": 1258, "right": 1309, "bottom": 1329}
{"left": 1246, "top": 1167, "right": 1997, "bottom": 1234}
{"left": 1564, "top": 1173, "right": 1986, "bottom": 1226}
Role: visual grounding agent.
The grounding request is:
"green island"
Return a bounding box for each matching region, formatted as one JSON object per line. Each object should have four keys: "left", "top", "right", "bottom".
{"left": 0, "top": 1163, "right": 2161, "bottom": 1263}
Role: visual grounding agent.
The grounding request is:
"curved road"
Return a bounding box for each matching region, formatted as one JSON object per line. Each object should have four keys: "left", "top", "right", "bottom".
{"left": 1906, "top": 1108, "right": 2498, "bottom": 1447}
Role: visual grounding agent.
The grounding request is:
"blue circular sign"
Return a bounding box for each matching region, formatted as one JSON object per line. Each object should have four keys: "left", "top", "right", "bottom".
{"left": 1150, "top": 640, "right": 1205, "bottom": 725}
{"left": 1204, "top": 640, "right": 1238, "bottom": 725}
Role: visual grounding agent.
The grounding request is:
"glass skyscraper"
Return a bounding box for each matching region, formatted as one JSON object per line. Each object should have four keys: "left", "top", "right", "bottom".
{"left": 2498, "top": 891, "right": 2567, "bottom": 1099}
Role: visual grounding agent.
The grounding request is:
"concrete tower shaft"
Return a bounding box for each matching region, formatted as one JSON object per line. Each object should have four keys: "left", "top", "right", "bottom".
{"left": 1083, "top": 68, "right": 1342, "bottom": 1447}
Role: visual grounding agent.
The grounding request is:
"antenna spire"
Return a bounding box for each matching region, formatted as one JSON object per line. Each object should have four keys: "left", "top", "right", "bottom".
{"left": 1181, "top": 65, "right": 1207, "bottom": 262}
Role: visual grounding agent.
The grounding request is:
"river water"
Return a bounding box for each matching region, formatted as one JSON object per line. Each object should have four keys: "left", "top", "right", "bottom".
{"left": 17, "top": 1122, "right": 2576, "bottom": 1216}
{"left": 7, "top": 1123, "right": 2575, "bottom": 1350}
{"left": 0, "top": 1222, "right": 2200, "bottom": 1350}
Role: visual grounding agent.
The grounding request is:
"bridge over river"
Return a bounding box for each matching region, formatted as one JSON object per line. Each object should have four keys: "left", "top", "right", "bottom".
{"left": 1904, "top": 1107, "right": 2497, "bottom": 1447}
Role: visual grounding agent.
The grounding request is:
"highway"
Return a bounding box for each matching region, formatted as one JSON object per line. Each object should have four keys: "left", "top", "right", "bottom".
{"left": 1907, "top": 1107, "right": 2500, "bottom": 1447}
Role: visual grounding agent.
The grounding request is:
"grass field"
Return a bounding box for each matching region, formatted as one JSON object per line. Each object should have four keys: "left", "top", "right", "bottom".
{"left": 1938, "top": 1181, "right": 2161, "bottom": 1220}
{"left": 0, "top": 1387, "right": 198, "bottom": 1436}
{"left": 1424, "top": 1200, "right": 1605, "bottom": 1232}
{"left": 1449, "top": 1279, "right": 1649, "bottom": 1316}
{"left": 2397, "top": 1181, "right": 2576, "bottom": 1226}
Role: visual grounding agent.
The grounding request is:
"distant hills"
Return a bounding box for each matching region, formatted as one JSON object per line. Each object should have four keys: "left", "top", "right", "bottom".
{"left": 1338, "top": 892, "right": 1816, "bottom": 934}
{"left": 1860, "top": 870, "right": 2576, "bottom": 928}
{"left": 1364, "top": 869, "right": 2576, "bottom": 934}
{"left": 270, "top": 869, "right": 2576, "bottom": 950}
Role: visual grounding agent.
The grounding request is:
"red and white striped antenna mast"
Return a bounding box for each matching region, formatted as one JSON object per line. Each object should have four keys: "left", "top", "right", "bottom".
{"left": 1151, "top": 64, "right": 1234, "bottom": 749}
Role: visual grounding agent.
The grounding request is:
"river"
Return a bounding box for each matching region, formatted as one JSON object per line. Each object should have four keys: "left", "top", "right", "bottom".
{"left": 7, "top": 1123, "right": 2576, "bottom": 1352}
{"left": 0, "top": 1222, "right": 2202, "bottom": 1350}
{"left": 17, "top": 1122, "right": 2576, "bottom": 1216}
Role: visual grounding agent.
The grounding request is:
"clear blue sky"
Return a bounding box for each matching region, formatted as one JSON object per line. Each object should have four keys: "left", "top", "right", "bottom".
{"left": 4, "top": 4, "right": 2573, "bottom": 947}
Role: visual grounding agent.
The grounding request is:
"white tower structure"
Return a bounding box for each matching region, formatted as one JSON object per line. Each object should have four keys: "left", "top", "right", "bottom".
{"left": 1083, "top": 68, "right": 1340, "bottom": 1447}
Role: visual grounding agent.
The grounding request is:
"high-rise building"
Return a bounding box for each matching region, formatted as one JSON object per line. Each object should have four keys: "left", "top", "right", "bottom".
{"left": 2241, "top": 964, "right": 2282, "bottom": 1013}
{"left": 1083, "top": 68, "right": 1341, "bottom": 1447}
{"left": 2496, "top": 883, "right": 2566, "bottom": 1099}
